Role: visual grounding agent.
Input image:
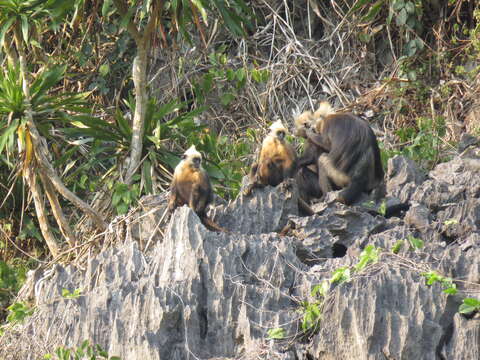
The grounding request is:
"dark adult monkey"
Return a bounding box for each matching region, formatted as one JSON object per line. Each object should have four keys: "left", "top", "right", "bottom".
{"left": 245, "top": 120, "right": 314, "bottom": 216}
{"left": 294, "top": 106, "right": 334, "bottom": 200}
{"left": 168, "top": 145, "right": 227, "bottom": 232}
{"left": 296, "top": 102, "right": 385, "bottom": 205}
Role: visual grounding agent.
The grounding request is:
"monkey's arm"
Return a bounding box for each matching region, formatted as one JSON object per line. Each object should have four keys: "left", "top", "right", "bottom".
{"left": 168, "top": 182, "right": 178, "bottom": 212}
{"left": 305, "top": 129, "right": 331, "bottom": 152}
{"left": 297, "top": 143, "right": 320, "bottom": 168}
{"left": 190, "top": 184, "right": 208, "bottom": 215}
{"left": 244, "top": 162, "right": 265, "bottom": 196}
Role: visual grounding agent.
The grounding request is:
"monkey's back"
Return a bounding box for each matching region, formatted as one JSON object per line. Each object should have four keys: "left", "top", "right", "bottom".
{"left": 322, "top": 113, "right": 380, "bottom": 179}
{"left": 258, "top": 136, "right": 297, "bottom": 186}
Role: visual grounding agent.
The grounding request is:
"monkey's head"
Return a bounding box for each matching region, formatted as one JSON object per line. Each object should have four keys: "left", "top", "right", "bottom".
{"left": 181, "top": 145, "right": 202, "bottom": 169}
{"left": 269, "top": 120, "right": 288, "bottom": 140}
{"left": 294, "top": 111, "right": 314, "bottom": 138}
{"left": 313, "top": 101, "right": 334, "bottom": 119}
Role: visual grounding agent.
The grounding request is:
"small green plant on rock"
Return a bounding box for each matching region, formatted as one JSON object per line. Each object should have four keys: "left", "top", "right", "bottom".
{"left": 421, "top": 271, "right": 457, "bottom": 295}
{"left": 458, "top": 298, "right": 480, "bottom": 315}
{"left": 44, "top": 340, "right": 120, "bottom": 360}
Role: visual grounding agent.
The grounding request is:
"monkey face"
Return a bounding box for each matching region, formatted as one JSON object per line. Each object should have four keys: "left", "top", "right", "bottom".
{"left": 269, "top": 120, "right": 288, "bottom": 140}
{"left": 294, "top": 111, "right": 313, "bottom": 138}
{"left": 182, "top": 145, "right": 202, "bottom": 169}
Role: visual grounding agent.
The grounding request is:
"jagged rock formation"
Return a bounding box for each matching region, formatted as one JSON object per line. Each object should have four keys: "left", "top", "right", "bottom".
{"left": 1, "top": 153, "right": 479, "bottom": 360}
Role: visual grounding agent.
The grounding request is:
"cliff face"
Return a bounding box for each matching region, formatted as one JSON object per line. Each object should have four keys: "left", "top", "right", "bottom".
{"left": 1, "top": 151, "right": 480, "bottom": 359}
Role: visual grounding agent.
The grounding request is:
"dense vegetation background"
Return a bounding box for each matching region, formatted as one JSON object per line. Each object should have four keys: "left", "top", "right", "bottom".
{"left": 0, "top": 0, "right": 479, "bottom": 328}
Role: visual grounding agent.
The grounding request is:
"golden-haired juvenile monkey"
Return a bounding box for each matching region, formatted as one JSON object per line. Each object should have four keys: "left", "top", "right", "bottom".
{"left": 295, "top": 102, "right": 384, "bottom": 205}
{"left": 168, "top": 145, "right": 227, "bottom": 232}
{"left": 245, "top": 120, "right": 314, "bottom": 215}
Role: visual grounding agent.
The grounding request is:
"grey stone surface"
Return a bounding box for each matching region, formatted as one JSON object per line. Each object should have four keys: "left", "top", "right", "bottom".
{"left": 1, "top": 154, "right": 480, "bottom": 360}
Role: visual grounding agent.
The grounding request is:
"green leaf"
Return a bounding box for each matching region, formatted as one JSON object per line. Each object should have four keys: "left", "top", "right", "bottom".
{"left": 349, "top": 0, "right": 373, "bottom": 15}
{"left": 267, "top": 327, "right": 286, "bottom": 339}
{"left": 21, "top": 15, "right": 29, "bottom": 44}
{"left": 99, "top": 63, "right": 110, "bottom": 77}
{"left": 396, "top": 8, "right": 407, "bottom": 26}
{"left": 405, "top": 1, "right": 415, "bottom": 14}
{"left": 0, "top": 17, "right": 16, "bottom": 48}
{"left": 311, "top": 281, "right": 329, "bottom": 298}
{"left": 361, "top": 0, "right": 384, "bottom": 22}
{"left": 220, "top": 92, "right": 235, "bottom": 106}
{"left": 458, "top": 298, "right": 480, "bottom": 314}
{"left": 393, "top": 0, "right": 405, "bottom": 11}
{"left": 407, "top": 235, "right": 424, "bottom": 250}
{"left": 102, "top": 0, "right": 113, "bottom": 17}
{"left": 142, "top": 160, "right": 153, "bottom": 194}
{"left": 354, "top": 245, "right": 379, "bottom": 272}
{"left": 0, "top": 118, "right": 19, "bottom": 154}
{"left": 331, "top": 266, "right": 351, "bottom": 284}
{"left": 391, "top": 240, "right": 404, "bottom": 254}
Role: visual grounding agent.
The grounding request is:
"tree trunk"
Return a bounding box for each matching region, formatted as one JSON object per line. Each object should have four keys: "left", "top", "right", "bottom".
{"left": 125, "top": 44, "right": 148, "bottom": 185}
{"left": 25, "top": 165, "right": 61, "bottom": 257}
{"left": 39, "top": 171, "right": 77, "bottom": 248}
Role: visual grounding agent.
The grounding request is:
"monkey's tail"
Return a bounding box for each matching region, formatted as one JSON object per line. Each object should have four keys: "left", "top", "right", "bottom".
{"left": 200, "top": 216, "right": 229, "bottom": 233}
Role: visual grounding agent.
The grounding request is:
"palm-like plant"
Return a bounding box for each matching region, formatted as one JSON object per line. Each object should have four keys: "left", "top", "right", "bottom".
{"left": 0, "top": 0, "right": 106, "bottom": 257}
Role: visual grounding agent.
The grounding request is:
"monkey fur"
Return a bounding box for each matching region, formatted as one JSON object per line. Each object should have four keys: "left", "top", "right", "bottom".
{"left": 245, "top": 120, "right": 314, "bottom": 216}
{"left": 295, "top": 102, "right": 385, "bottom": 205}
{"left": 245, "top": 120, "right": 297, "bottom": 194}
{"left": 168, "top": 145, "right": 227, "bottom": 232}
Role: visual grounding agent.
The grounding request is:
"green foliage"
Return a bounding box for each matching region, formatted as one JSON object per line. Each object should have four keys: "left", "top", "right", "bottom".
{"left": 6, "top": 301, "right": 33, "bottom": 324}
{"left": 311, "top": 281, "right": 330, "bottom": 299}
{"left": 0, "top": 260, "right": 28, "bottom": 308}
{"left": 267, "top": 327, "right": 286, "bottom": 340}
{"left": 111, "top": 182, "right": 140, "bottom": 215}
{"left": 458, "top": 298, "right": 480, "bottom": 315}
{"left": 330, "top": 266, "right": 351, "bottom": 284}
{"left": 300, "top": 301, "right": 322, "bottom": 332}
{"left": 406, "top": 235, "right": 424, "bottom": 251}
{"left": 391, "top": 240, "right": 404, "bottom": 254}
{"left": 193, "top": 47, "right": 268, "bottom": 107}
{"left": 0, "top": 0, "right": 75, "bottom": 48}
{"left": 61, "top": 288, "right": 82, "bottom": 299}
{"left": 421, "top": 271, "right": 457, "bottom": 295}
{"left": 353, "top": 245, "right": 380, "bottom": 273}
{"left": 381, "top": 115, "right": 448, "bottom": 170}
{"left": 44, "top": 340, "right": 120, "bottom": 360}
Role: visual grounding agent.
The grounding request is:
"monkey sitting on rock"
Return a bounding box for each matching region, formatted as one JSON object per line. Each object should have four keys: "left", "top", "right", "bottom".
{"left": 168, "top": 145, "right": 228, "bottom": 233}
{"left": 244, "top": 120, "right": 314, "bottom": 216}
{"left": 295, "top": 102, "right": 385, "bottom": 205}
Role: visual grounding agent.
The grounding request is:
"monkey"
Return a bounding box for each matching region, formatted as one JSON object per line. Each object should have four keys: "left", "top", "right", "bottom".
{"left": 244, "top": 120, "right": 297, "bottom": 195}
{"left": 295, "top": 102, "right": 385, "bottom": 205}
{"left": 294, "top": 106, "right": 335, "bottom": 200}
{"left": 168, "top": 145, "right": 227, "bottom": 233}
{"left": 244, "top": 120, "right": 314, "bottom": 216}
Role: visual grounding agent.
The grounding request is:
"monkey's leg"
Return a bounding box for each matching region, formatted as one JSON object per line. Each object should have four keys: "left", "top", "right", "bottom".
{"left": 336, "top": 151, "right": 370, "bottom": 205}
{"left": 244, "top": 162, "right": 262, "bottom": 196}
{"left": 316, "top": 156, "right": 334, "bottom": 195}
{"left": 168, "top": 185, "right": 179, "bottom": 213}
